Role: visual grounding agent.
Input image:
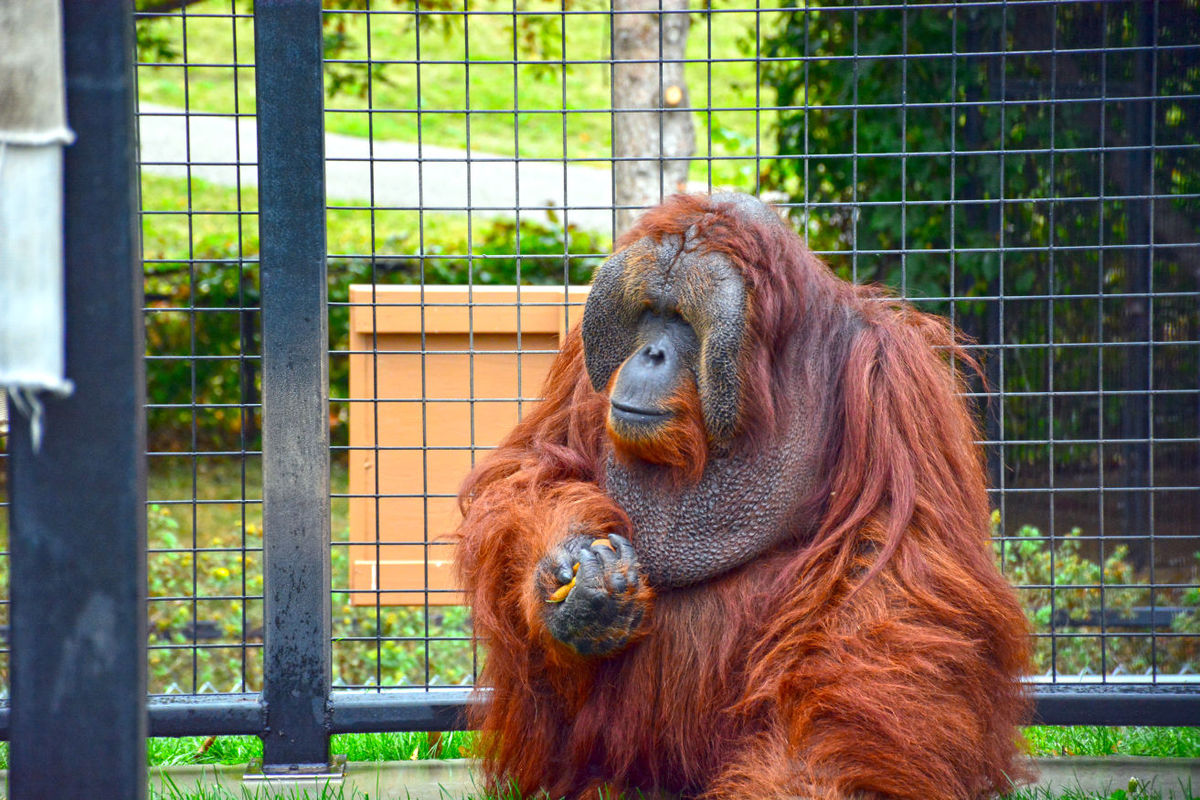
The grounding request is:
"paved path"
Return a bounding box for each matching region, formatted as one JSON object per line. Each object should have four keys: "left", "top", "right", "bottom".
{"left": 138, "top": 102, "right": 618, "bottom": 233}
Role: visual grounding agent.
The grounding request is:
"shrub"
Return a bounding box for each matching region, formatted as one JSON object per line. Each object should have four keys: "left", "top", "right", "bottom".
{"left": 146, "top": 214, "right": 606, "bottom": 452}
{"left": 993, "top": 515, "right": 1200, "bottom": 677}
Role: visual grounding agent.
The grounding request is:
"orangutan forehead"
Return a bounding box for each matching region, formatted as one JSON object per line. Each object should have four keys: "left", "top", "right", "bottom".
{"left": 616, "top": 234, "right": 744, "bottom": 322}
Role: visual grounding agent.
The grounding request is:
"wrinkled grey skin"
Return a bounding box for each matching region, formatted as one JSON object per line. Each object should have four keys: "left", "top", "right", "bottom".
{"left": 581, "top": 193, "right": 821, "bottom": 589}
{"left": 541, "top": 534, "right": 646, "bottom": 656}
{"left": 604, "top": 422, "right": 817, "bottom": 588}
{"left": 583, "top": 231, "right": 746, "bottom": 444}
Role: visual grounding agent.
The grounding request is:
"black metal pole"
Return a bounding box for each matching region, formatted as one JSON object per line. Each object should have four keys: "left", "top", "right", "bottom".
{"left": 254, "top": 0, "right": 333, "bottom": 771}
{"left": 6, "top": 1, "right": 147, "bottom": 797}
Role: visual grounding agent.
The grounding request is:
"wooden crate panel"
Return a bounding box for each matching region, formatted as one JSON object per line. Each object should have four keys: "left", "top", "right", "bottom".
{"left": 347, "top": 284, "right": 588, "bottom": 606}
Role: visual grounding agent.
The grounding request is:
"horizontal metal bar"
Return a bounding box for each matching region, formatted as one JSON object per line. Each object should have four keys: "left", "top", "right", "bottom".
{"left": 146, "top": 644, "right": 264, "bottom": 655}
{"left": 304, "top": 1, "right": 1200, "bottom": 27}
{"left": 0, "top": 695, "right": 262, "bottom": 741}
{"left": 329, "top": 635, "right": 472, "bottom": 644}
{"left": 1028, "top": 634, "right": 1200, "bottom": 644}
{"left": 329, "top": 690, "right": 473, "bottom": 733}
{"left": 143, "top": 499, "right": 263, "bottom": 507}
{"left": 2, "top": 683, "right": 1194, "bottom": 739}
{"left": 327, "top": 291, "right": 1200, "bottom": 306}
{"left": 148, "top": 450, "right": 263, "bottom": 457}
{"left": 133, "top": 10, "right": 254, "bottom": 19}
{"left": 1033, "top": 685, "right": 1200, "bottom": 727}
{"left": 992, "top": 534, "right": 1199, "bottom": 542}
{"left": 148, "top": 695, "right": 267, "bottom": 737}
{"left": 329, "top": 342, "right": 1198, "bottom": 356}
{"left": 146, "top": 355, "right": 261, "bottom": 363}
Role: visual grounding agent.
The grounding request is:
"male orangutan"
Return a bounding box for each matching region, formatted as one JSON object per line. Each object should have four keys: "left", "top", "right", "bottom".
{"left": 453, "top": 193, "right": 1032, "bottom": 800}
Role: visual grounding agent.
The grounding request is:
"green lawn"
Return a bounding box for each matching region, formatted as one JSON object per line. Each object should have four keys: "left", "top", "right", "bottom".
{"left": 139, "top": 726, "right": 1200, "bottom": 767}
{"left": 1005, "top": 789, "right": 1197, "bottom": 800}
{"left": 144, "top": 731, "right": 472, "bottom": 767}
{"left": 136, "top": 726, "right": 1200, "bottom": 768}
{"left": 139, "top": 727, "right": 1200, "bottom": 800}
{"left": 1, "top": 717, "right": 1194, "bottom": 770}
{"left": 140, "top": 172, "right": 488, "bottom": 262}
{"left": 136, "top": 0, "right": 773, "bottom": 188}
{"left": 1027, "top": 727, "right": 1200, "bottom": 760}
{"left": 1, "top": 728, "right": 1196, "bottom": 799}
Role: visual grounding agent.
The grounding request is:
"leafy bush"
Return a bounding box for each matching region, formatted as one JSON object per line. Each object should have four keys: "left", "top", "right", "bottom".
{"left": 146, "top": 214, "right": 606, "bottom": 452}
{"left": 147, "top": 503, "right": 265, "bottom": 693}
{"left": 993, "top": 514, "right": 1200, "bottom": 677}
{"left": 758, "top": 4, "right": 1200, "bottom": 475}
{"left": 146, "top": 502, "right": 475, "bottom": 694}
{"left": 145, "top": 254, "right": 261, "bottom": 453}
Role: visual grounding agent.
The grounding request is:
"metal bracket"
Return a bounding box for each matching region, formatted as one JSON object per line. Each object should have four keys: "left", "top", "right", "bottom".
{"left": 243, "top": 754, "right": 347, "bottom": 784}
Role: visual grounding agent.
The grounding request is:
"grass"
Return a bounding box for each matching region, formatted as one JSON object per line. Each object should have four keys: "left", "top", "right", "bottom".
{"left": 133, "top": 727, "right": 1200, "bottom": 769}
{"left": 143, "top": 456, "right": 342, "bottom": 558}
{"left": 1027, "top": 728, "right": 1200, "bottom": 760}
{"left": 132, "top": 783, "right": 1192, "bottom": 800}
{"left": 139, "top": 731, "right": 1200, "bottom": 800}
{"left": 145, "top": 731, "right": 474, "bottom": 766}
{"left": 1004, "top": 786, "right": 1198, "bottom": 800}
{"left": 151, "top": 781, "right": 376, "bottom": 800}
{"left": 148, "top": 781, "right": 523, "bottom": 800}
{"left": 140, "top": 171, "right": 498, "bottom": 262}
{"left": 125, "top": 727, "right": 1198, "bottom": 800}
{"left": 137, "top": 787, "right": 1194, "bottom": 800}
{"left": 135, "top": 0, "right": 772, "bottom": 189}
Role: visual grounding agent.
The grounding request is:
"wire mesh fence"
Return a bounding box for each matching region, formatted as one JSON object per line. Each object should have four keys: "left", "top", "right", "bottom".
{"left": 0, "top": 0, "right": 1197, "bottom": 720}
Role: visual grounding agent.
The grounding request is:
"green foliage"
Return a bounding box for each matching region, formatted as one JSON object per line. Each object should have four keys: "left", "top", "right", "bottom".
{"left": 146, "top": 478, "right": 477, "bottom": 693}
{"left": 145, "top": 253, "right": 260, "bottom": 453}
{"left": 993, "top": 516, "right": 1200, "bottom": 676}
{"left": 330, "top": 593, "right": 474, "bottom": 688}
{"left": 142, "top": 482, "right": 1200, "bottom": 694}
{"left": 1170, "top": 556, "right": 1200, "bottom": 670}
{"left": 147, "top": 502, "right": 266, "bottom": 693}
{"left": 146, "top": 212, "right": 604, "bottom": 452}
{"left": 760, "top": 3, "right": 1200, "bottom": 472}
{"left": 762, "top": 5, "right": 1002, "bottom": 291}
{"left": 135, "top": 0, "right": 589, "bottom": 101}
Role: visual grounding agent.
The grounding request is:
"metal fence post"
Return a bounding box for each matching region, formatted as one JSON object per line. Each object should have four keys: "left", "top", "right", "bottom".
{"left": 6, "top": 0, "right": 147, "bottom": 796}
{"left": 254, "top": 0, "right": 333, "bottom": 771}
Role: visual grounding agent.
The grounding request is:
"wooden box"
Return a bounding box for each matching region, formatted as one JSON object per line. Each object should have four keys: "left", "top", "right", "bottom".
{"left": 347, "top": 284, "right": 589, "bottom": 605}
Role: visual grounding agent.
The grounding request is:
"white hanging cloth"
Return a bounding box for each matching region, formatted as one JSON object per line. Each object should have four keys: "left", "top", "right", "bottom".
{"left": 0, "top": 0, "right": 76, "bottom": 450}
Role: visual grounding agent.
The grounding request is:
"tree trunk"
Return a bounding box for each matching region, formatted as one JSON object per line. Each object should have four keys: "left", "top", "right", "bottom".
{"left": 612, "top": 0, "right": 695, "bottom": 238}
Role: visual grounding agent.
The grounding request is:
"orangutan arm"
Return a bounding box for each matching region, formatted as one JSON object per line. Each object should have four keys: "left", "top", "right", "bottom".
{"left": 454, "top": 331, "right": 653, "bottom": 664}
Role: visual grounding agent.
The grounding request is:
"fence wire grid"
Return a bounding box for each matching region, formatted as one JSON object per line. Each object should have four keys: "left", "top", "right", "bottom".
{"left": 0, "top": 0, "right": 1198, "bottom": 713}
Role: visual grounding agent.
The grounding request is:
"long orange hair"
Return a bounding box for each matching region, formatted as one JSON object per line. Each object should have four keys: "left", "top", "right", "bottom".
{"left": 455, "top": 194, "right": 1031, "bottom": 800}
